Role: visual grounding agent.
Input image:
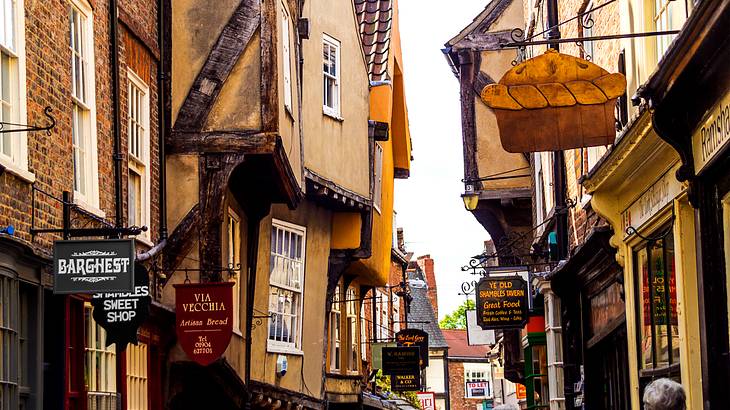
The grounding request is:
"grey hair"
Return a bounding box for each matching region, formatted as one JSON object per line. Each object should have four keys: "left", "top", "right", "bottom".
{"left": 643, "top": 379, "right": 686, "bottom": 410}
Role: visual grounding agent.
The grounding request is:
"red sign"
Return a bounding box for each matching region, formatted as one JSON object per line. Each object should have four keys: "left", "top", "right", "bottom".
{"left": 516, "top": 383, "right": 527, "bottom": 400}
{"left": 174, "top": 282, "right": 234, "bottom": 366}
{"left": 417, "top": 392, "right": 436, "bottom": 410}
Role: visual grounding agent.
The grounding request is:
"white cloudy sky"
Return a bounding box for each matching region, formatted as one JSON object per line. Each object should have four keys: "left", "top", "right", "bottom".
{"left": 395, "top": 0, "right": 492, "bottom": 320}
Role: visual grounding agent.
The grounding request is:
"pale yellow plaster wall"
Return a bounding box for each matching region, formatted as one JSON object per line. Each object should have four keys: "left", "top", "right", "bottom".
{"left": 250, "top": 201, "right": 332, "bottom": 398}
{"left": 587, "top": 133, "right": 703, "bottom": 409}
{"left": 299, "top": 0, "right": 370, "bottom": 197}
{"left": 475, "top": 48, "right": 531, "bottom": 191}
{"left": 171, "top": 0, "right": 240, "bottom": 124}
{"left": 204, "top": 31, "right": 262, "bottom": 131}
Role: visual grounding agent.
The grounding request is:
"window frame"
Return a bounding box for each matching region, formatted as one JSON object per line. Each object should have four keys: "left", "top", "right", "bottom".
{"left": 127, "top": 69, "right": 151, "bottom": 242}
{"left": 267, "top": 219, "right": 307, "bottom": 354}
{"left": 69, "top": 0, "right": 101, "bottom": 213}
{"left": 126, "top": 342, "right": 149, "bottom": 410}
{"left": 322, "top": 34, "right": 341, "bottom": 118}
{"left": 84, "top": 303, "right": 118, "bottom": 407}
{"left": 0, "top": 0, "right": 31, "bottom": 180}
{"left": 329, "top": 285, "right": 341, "bottom": 372}
{"left": 373, "top": 142, "right": 384, "bottom": 213}
{"left": 345, "top": 286, "right": 359, "bottom": 374}
{"left": 281, "top": 3, "right": 293, "bottom": 114}
{"left": 227, "top": 208, "right": 242, "bottom": 335}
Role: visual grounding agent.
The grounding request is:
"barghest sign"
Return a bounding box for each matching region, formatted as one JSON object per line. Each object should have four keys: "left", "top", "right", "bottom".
{"left": 174, "top": 282, "right": 234, "bottom": 366}
{"left": 53, "top": 239, "right": 135, "bottom": 294}
{"left": 91, "top": 264, "right": 151, "bottom": 349}
{"left": 396, "top": 329, "right": 429, "bottom": 368}
{"left": 476, "top": 277, "right": 528, "bottom": 330}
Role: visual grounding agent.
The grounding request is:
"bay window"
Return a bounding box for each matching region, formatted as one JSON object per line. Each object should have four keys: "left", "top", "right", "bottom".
{"left": 268, "top": 220, "right": 306, "bottom": 352}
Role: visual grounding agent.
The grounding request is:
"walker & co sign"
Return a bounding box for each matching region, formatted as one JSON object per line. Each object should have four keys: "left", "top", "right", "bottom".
{"left": 391, "top": 373, "right": 421, "bottom": 392}
{"left": 396, "top": 329, "right": 429, "bottom": 368}
{"left": 476, "top": 277, "right": 528, "bottom": 330}
{"left": 53, "top": 239, "right": 135, "bottom": 294}
{"left": 382, "top": 346, "right": 420, "bottom": 374}
{"left": 174, "top": 282, "right": 234, "bottom": 366}
{"left": 91, "top": 264, "right": 151, "bottom": 349}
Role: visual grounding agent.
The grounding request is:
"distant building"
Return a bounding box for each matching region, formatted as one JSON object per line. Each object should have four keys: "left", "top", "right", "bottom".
{"left": 443, "top": 329, "right": 492, "bottom": 410}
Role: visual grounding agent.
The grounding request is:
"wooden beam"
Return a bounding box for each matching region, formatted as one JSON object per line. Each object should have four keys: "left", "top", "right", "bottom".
{"left": 174, "top": 0, "right": 261, "bottom": 131}
{"left": 166, "top": 131, "right": 279, "bottom": 154}
{"left": 260, "top": 0, "right": 279, "bottom": 131}
{"left": 162, "top": 204, "right": 200, "bottom": 283}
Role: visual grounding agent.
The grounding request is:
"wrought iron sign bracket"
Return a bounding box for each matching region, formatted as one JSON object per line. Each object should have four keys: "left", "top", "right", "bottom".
{"left": 0, "top": 106, "right": 56, "bottom": 136}
{"left": 501, "top": 30, "right": 681, "bottom": 49}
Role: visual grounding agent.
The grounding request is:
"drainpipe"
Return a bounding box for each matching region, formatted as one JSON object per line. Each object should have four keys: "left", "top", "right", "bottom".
{"left": 110, "top": 0, "right": 123, "bottom": 230}
{"left": 244, "top": 213, "right": 264, "bottom": 407}
{"left": 157, "top": 0, "right": 168, "bottom": 242}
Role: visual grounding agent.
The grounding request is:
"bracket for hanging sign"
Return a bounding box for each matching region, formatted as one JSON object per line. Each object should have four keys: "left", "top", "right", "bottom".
{"left": 0, "top": 106, "right": 56, "bottom": 136}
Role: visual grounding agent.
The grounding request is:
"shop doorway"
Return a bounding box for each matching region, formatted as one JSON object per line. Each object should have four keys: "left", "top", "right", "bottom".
{"left": 585, "top": 324, "right": 630, "bottom": 410}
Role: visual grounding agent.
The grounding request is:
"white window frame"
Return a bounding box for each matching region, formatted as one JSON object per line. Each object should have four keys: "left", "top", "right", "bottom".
{"left": 126, "top": 342, "right": 149, "bottom": 410}
{"left": 464, "top": 363, "right": 492, "bottom": 398}
{"left": 127, "top": 69, "right": 150, "bottom": 241}
{"left": 322, "top": 34, "right": 341, "bottom": 118}
{"left": 330, "top": 285, "right": 341, "bottom": 372}
{"left": 84, "top": 303, "right": 117, "bottom": 407}
{"left": 281, "top": 4, "right": 292, "bottom": 114}
{"left": 374, "top": 143, "right": 383, "bottom": 212}
{"left": 653, "top": 0, "right": 674, "bottom": 60}
{"left": 346, "top": 286, "right": 359, "bottom": 374}
{"left": 267, "top": 219, "right": 306, "bottom": 354}
{"left": 227, "top": 208, "right": 242, "bottom": 335}
{"left": 0, "top": 0, "right": 32, "bottom": 182}
{"left": 70, "top": 0, "right": 101, "bottom": 213}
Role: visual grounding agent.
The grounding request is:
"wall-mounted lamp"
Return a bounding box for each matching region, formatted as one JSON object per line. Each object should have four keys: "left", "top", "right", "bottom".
{"left": 462, "top": 184, "right": 479, "bottom": 211}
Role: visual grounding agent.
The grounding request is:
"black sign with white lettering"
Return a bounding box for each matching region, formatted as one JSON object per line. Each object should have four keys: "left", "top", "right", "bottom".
{"left": 91, "top": 264, "right": 150, "bottom": 349}
{"left": 391, "top": 372, "right": 422, "bottom": 392}
{"left": 382, "top": 346, "right": 421, "bottom": 375}
{"left": 53, "top": 239, "right": 135, "bottom": 294}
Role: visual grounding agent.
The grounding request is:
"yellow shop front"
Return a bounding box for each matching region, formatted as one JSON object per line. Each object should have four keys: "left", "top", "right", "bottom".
{"left": 582, "top": 111, "right": 703, "bottom": 409}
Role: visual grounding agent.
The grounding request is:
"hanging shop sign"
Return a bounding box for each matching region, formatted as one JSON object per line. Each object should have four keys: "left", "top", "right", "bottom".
{"left": 476, "top": 277, "right": 528, "bottom": 330}
{"left": 53, "top": 239, "right": 135, "bottom": 294}
{"left": 692, "top": 90, "right": 730, "bottom": 174}
{"left": 91, "top": 264, "right": 151, "bottom": 349}
{"left": 479, "top": 49, "right": 626, "bottom": 153}
{"left": 396, "top": 329, "right": 429, "bottom": 368}
{"left": 382, "top": 346, "right": 421, "bottom": 374}
{"left": 417, "top": 392, "right": 436, "bottom": 410}
{"left": 174, "top": 282, "right": 234, "bottom": 366}
{"left": 620, "top": 164, "right": 684, "bottom": 238}
{"left": 391, "top": 373, "right": 422, "bottom": 392}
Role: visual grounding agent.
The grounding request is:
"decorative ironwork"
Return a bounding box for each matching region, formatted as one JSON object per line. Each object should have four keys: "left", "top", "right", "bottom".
{"left": 625, "top": 216, "right": 675, "bottom": 242}
{"left": 510, "top": 28, "right": 526, "bottom": 66}
{"left": 501, "top": 30, "right": 681, "bottom": 49}
{"left": 0, "top": 106, "right": 56, "bottom": 136}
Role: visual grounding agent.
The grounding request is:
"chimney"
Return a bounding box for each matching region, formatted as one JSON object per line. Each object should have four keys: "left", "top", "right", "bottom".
{"left": 417, "top": 255, "right": 438, "bottom": 318}
{"left": 397, "top": 228, "right": 405, "bottom": 252}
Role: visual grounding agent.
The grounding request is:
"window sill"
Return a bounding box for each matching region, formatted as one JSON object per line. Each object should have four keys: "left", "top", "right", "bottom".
{"left": 323, "top": 110, "right": 344, "bottom": 122}
{"left": 0, "top": 157, "right": 35, "bottom": 183}
{"left": 73, "top": 197, "right": 106, "bottom": 219}
{"left": 266, "top": 343, "right": 303, "bottom": 356}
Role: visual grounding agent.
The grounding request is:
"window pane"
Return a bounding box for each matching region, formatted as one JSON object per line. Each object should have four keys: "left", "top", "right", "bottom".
{"left": 1, "top": 0, "right": 15, "bottom": 51}
{"left": 128, "top": 171, "right": 141, "bottom": 226}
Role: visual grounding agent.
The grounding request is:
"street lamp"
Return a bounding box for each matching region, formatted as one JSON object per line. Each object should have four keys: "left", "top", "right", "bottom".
{"left": 462, "top": 184, "right": 479, "bottom": 211}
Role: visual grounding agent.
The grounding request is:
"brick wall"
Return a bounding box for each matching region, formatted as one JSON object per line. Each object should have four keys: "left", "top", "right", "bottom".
{"left": 0, "top": 0, "right": 160, "bottom": 261}
{"left": 448, "top": 360, "right": 489, "bottom": 410}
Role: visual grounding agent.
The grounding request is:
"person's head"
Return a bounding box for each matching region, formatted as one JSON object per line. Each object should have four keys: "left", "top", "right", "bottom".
{"left": 643, "top": 378, "right": 686, "bottom": 410}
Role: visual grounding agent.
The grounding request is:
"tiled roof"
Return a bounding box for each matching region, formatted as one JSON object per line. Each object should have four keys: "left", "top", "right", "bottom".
{"left": 354, "top": 0, "right": 393, "bottom": 82}
{"left": 442, "top": 329, "right": 490, "bottom": 359}
{"left": 407, "top": 267, "right": 448, "bottom": 349}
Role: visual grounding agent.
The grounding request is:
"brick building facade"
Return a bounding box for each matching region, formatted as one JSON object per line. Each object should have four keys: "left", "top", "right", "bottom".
{"left": 443, "top": 330, "right": 490, "bottom": 410}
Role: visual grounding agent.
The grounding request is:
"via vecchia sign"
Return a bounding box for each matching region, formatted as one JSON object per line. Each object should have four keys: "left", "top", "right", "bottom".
{"left": 174, "top": 282, "right": 234, "bottom": 366}
{"left": 476, "top": 277, "right": 528, "bottom": 330}
{"left": 53, "top": 239, "right": 135, "bottom": 294}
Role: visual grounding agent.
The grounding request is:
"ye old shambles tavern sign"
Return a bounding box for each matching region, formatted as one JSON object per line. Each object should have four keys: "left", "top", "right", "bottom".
{"left": 54, "top": 239, "right": 135, "bottom": 294}
{"left": 476, "top": 277, "right": 528, "bottom": 330}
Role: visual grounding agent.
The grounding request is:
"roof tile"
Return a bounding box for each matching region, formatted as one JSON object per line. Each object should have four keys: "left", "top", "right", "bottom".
{"left": 354, "top": 0, "right": 393, "bottom": 82}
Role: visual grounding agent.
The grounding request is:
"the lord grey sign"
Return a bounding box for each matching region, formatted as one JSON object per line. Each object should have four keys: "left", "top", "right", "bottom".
{"left": 54, "top": 239, "right": 135, "bottom": 294}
